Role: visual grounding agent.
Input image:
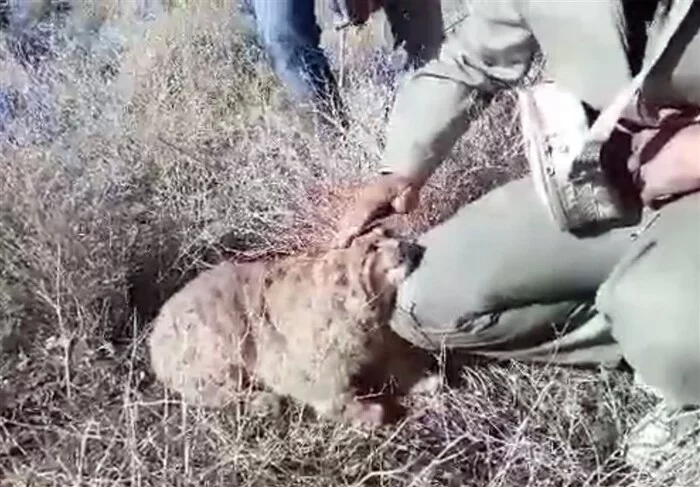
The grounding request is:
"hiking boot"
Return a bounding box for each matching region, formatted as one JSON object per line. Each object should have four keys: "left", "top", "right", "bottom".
{"left": 624, "top": 401, "right": 700, "bottom": 483}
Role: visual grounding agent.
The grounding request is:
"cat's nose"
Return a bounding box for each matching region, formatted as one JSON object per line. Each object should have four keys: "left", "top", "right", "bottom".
{"left": 399, "top": 241, "right": 425, "bottom": 267}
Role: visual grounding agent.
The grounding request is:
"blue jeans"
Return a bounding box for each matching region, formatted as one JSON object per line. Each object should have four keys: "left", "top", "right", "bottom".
{"left": 244, "top": 0, "right": 347, "bottom": 127}
{"left": 240, "top": 0, "right": 445, "bottom": 129}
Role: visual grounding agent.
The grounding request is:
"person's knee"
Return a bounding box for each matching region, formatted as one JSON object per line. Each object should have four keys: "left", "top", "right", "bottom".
{"left": 389, "top": 303, "right": 495, "bottom": 351}
{"left": 597, "top": 250, "right": 700, "bottom": 405}
{"left": 391, "top": 280, "right": 589, "bottom": 355}
{"left": 389, "top": 273, "right": 491, "bottom": 350}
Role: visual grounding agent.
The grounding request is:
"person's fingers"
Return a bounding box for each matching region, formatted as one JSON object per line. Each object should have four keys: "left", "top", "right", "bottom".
{"left": 638, "top": 169, "right": 679, "bottom": 206}
{"left": 333, "top": 223, "right": 362, "bottom": 249}
{"left": 638, "top": 162, "right": 662, "bottom": 204}
{"left": 331, "top": 174, "right": 421, "bottom": 248}
{"left": 392, "top": 185, "right": 420, "bottom": 214}
{"left": 333, "top": 197, "right": 382, "bottom": 249}
{"left": 639, "top": 155, "right": 699, "bottom": 205}
{"left": 333, "top": 220, "right": 372, "bottom": 249}
{"left": 333, "top": 199, "right": 394, "bottom": 248}
{"left": 627, "top": 128, "right": 657, "bottom": 173}
{"left": 332, "top": 208, "right": 365, "bottom": 249}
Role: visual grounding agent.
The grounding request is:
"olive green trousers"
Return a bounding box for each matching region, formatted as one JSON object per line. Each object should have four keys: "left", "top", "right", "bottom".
{"left": 391, "top": 177, "right": 700, "bottom": 407}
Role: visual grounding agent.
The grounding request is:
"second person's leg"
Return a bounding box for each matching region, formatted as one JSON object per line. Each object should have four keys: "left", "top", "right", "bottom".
{"left": 382, "top": 0, "right": 444, "bottom": 71}
{"left": 252, "top": 0, "right": 348, "bottom": 128}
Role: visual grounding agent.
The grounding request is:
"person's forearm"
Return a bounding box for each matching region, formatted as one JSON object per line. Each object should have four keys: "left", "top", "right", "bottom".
{"left": 379, "top": 0, "right": 537, "bottom": 182}
{"left": 379, "top": 68, "right": 492, "bottom": 182}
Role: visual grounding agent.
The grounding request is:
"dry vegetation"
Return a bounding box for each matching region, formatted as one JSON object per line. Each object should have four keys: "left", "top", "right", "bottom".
{"left": 0, "top": 1, "right": 690, "bottom": 486}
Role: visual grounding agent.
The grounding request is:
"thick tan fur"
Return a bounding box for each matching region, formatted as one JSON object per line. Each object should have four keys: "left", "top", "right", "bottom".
{"left": 148, "top": 227, "right": 436, "bottom": 426}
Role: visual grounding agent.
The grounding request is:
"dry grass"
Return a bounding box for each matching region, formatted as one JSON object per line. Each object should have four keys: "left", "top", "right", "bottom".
{"left": 0, "top": 2, "right": 686, "bottom": 486}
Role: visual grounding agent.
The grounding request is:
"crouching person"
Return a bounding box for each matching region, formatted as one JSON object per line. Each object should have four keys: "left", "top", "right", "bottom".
{"left": 336, "top": 0, "right": 700, "bottom": 477}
